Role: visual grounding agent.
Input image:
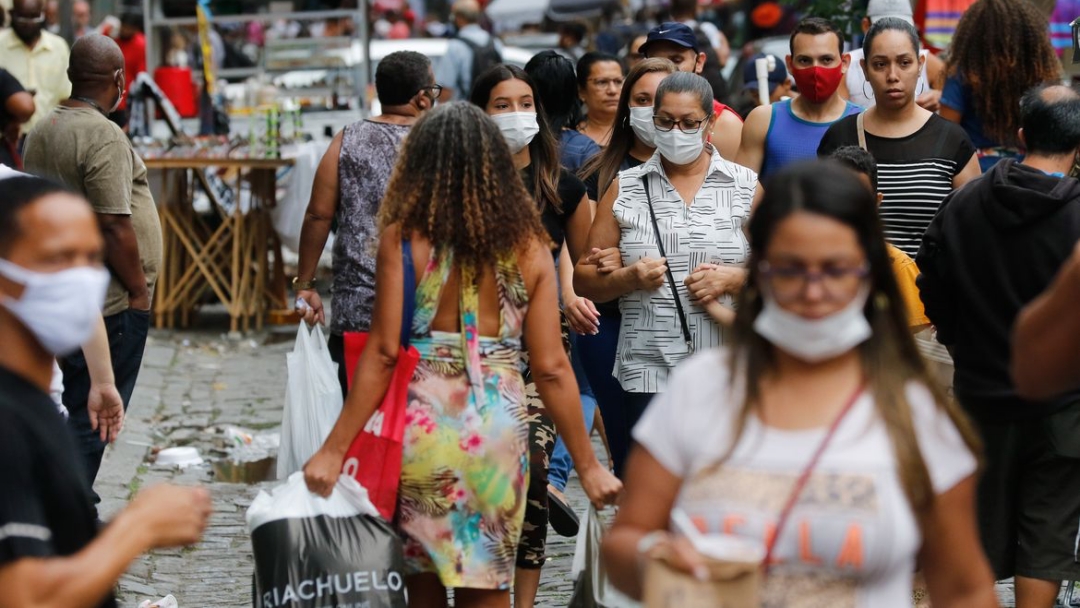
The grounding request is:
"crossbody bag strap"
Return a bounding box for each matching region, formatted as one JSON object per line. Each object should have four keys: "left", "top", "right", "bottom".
{"left": 400, "top": 239, "right": 417, "bottom": 348}
{"left": 641, "top": 175, "right": 694, "bottom": 354}
{"left": 856, "top": 112, "right": 868, "bottom": 152}
{"left": 763, "top": 380, "right": 867, "bottom": 572}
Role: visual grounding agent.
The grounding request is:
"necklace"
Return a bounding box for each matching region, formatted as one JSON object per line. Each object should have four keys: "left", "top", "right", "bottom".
{"left": 70, "top": 96, "right": 107, "bottom": 116}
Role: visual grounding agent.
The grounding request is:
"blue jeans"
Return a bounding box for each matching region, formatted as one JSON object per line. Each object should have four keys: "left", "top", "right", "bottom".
{"left": 61, "top": 308, "right": 151, "bottom": 505}
{"left": 576, "top": 314, "right": 636, "bottom": 477}
{"left": 549, "top": 330, "right": 597, "bottom": 491}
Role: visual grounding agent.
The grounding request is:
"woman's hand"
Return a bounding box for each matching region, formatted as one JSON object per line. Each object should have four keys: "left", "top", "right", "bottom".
{"left": 684, "top": 264, "right": 746, "bottom": 304}
{"left": 303, "top": 447, "right": 345, "bottom": 497}
{"left": 584, "top": 247, "right": 623, "bottom": 274}
{"left": 577, "top": 460, "right": 623, "bottom": 509}
{"left": 565, "top": 295, "right": 601, "bottom": 335}
{"left": 647, "top": 533, "right": 712, "bottom": 582}
{"left": 624, "top": 257, "right": 667, "bottom": 291}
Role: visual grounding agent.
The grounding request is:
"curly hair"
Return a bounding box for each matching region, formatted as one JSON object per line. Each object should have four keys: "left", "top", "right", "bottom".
{"left": 378, "top": 102, "right": 548, "bottom": 270}
{"left": 947, "top": 0, "right": 1061, "bottom": 147}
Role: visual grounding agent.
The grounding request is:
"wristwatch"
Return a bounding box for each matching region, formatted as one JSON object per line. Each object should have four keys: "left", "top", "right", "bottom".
{"left": 292, "top": 277, "right": 316, "bottom": 291}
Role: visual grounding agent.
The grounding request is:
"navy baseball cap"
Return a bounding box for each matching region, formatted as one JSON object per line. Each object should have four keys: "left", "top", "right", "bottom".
{"left": 743, "top": 53, "right": 788, "bottom": 92}
{"left": 640, "top": 22, "right": 699, "bottom": 56}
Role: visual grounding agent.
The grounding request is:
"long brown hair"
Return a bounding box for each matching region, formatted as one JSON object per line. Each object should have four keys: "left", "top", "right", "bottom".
{"left": 378, "top": 103, "right": 548, "bottom": 270}
{"left": 946, "top": 0, "right": 1061, "bottom": 147}
{"left": 725, "top": 160, "right": 981, "bottom": 516}
{"left": 470, "top": 64, "right": 563, "bottom": 213}
{"left": 579, "top": 58, "right": 676, "bottom": 201}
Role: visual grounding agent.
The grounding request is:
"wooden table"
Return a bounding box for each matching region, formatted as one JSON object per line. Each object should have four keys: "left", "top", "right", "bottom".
{"left": 145, "top": 156, "right": 295, "bottom": 333}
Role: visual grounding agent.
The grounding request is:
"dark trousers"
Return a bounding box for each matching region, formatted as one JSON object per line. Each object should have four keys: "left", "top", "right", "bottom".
{"left": 577, "top": 314, "right": 644, "bottom": 478}
{"left": 327, "top": 331, "right": 349, "bottom": 397}
{"left": 61, "top": 308, "right": 151, "bottom": 503}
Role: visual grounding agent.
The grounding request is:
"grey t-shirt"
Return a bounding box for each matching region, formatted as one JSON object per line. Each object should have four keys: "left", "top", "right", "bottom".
{"left": 23, "top": 106, "right": 162, "bottom": 317}
{"left": 330, "top": 119, "right": 411, "bottom": 335}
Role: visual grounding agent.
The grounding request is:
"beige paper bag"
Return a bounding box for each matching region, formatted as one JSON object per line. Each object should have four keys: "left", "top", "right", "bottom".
{"left": 643, "top": 546, "right": 761, "bottom": 608}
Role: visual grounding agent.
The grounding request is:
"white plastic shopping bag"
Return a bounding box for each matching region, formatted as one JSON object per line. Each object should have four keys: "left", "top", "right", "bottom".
{"left": 569, "top": 505, "right": 641, "bottom": 608}
{"left": 276, "top": 324, "right": 343, "bottom": 479}
{"left": 247, "top": 473, "right": 406, "bottom": 608}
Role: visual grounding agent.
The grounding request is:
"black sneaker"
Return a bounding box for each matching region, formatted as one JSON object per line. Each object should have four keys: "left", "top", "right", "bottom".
{"left": 547, "top": 485, "right": 580, "bottom": 537}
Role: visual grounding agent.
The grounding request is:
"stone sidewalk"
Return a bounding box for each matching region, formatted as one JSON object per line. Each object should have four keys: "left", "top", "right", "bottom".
{"left": 100, "top": 326, "right": 1063, "bottom": 607}
{"left": 101, "top": 326, "right": 588, "bottom": 607}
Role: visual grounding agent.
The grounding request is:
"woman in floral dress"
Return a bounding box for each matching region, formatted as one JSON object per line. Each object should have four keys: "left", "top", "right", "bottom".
{"left": 304, "top": 102, "right": 621, "bottom": 608}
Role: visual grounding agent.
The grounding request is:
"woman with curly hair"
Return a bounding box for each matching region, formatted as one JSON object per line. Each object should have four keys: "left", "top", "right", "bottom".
{"left": 941, "top": 0, "right": 1062, "bottom": 172}
{"left": 469, "top": 63, "right": 602, "bottom": 608}
{"left": 303, "top": 102, "right": 620, "bottom": 608}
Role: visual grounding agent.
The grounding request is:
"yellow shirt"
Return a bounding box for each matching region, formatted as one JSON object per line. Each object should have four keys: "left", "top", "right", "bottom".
{"left": 888, "top": 244, "right": 931, "bottom": 330}
{"left": 0, "top": 29, "right": 71, "bottom": 134}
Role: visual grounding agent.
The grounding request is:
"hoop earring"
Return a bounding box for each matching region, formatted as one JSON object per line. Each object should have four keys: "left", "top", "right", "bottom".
{"left": 862, "top": 81, "right": 874, "bottom": 101}
{"left": 915, "top": 81, "right": 925, "bottom": 97}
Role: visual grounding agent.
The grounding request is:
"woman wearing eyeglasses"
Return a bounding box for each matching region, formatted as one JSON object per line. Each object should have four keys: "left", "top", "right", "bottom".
{"left": 602, "top": 160, "right": 996, "bottom": 607}
{"left": 575, "top": 71, "right": 761, "bottom": 446}
{"left": 576, "top": 51, "right": 624, "bottom": 147}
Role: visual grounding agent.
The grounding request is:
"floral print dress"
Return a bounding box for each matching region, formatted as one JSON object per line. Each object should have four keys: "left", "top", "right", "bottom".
{"left": 397, "top": 249, "right": 531, "bottom": 590}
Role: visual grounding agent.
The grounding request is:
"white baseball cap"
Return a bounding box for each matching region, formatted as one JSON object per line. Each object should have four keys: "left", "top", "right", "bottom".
{"left": 866, "top": 0, "right": 915, "bottom": 25}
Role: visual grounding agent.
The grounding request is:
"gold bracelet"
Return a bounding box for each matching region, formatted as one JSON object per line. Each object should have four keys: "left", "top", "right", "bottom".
{"left": 292, "top": 277, "right": 316, "bottom": 291}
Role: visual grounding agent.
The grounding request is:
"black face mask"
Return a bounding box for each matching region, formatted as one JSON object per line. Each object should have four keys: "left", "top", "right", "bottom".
{"left": 12, "top": 21, "right": 42, "bottom": 45}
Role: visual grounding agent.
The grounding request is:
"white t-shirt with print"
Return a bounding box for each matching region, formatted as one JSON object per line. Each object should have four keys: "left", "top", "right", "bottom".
{"left": 632, "top": 349, "right": 976, "bottom": 608}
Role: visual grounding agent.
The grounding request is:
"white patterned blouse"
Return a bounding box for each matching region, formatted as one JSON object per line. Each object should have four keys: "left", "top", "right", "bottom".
{"left": 612, "top": 148, "right": 757, "bottom": 394}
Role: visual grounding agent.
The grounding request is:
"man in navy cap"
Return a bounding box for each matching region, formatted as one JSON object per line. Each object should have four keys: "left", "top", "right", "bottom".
{"left": 732, "top": 52, "right": 790, "bottom": 118}
{"left": 640, "top": 21, "right": 744, "bottom": 160}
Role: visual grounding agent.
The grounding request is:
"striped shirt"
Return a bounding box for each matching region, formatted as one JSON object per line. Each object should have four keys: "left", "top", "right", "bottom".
{"left": 612, "top": 149, "right": 756, "bottom": 393}
{"left": 818, "top": 113, "right": 976, "bottom": 257}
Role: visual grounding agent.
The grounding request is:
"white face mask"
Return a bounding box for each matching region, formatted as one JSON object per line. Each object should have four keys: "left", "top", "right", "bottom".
{"left": 0, "top": 258, "right": 110, "bottom": 356}
{"left": 654, "top": 126, "right": 705, "bottom": 165}
{"left": 490, "top": 111, "right": 540, "bottom": 154}
{"left": 629, "top": 106, "right": 656, "bottom": 147}
{"left": 753, "top": 287, "right": 872, "bottom": 363}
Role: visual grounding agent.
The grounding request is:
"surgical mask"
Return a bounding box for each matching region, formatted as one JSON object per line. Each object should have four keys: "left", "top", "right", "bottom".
{"left": 629, "top": 106, "right": 656, "bottom": 147}
{"left": 491, "top": 111, "right": 539, "bottom": 154}
{"left": 0, "top": 258, "right": 110, "bottom": 356}
{"left": 654, "top": 127, "right": 705, "bottom": 165}
{"left": 753, "top": 287, "right": 872, "bottom": 363}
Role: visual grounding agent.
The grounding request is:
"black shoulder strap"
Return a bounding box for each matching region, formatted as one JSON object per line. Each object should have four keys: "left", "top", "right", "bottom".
{"left": 640, "top": 175, "right": 695, "bottom": 353}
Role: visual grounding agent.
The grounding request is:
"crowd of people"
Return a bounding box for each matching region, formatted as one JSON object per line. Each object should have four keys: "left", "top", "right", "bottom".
{"left": 3, "top": 0, "right": 1080, "bottom": 607}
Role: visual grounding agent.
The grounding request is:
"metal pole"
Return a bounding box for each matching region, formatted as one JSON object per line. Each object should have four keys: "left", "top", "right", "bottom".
{"left": 58, "top": 0, "right": 73, "bottom": 44}
{"left": 359, "top": 0, "right": 370, "bottom": 116}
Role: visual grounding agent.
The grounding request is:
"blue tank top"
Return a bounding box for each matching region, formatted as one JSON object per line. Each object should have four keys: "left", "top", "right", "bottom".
{"left": 762, "top": 100, "right": 862, "bottom": 179}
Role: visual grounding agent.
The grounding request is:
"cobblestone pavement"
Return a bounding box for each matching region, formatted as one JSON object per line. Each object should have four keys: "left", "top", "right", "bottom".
{"left": 101, "top": 325, "right": 1062, "bottom": 607}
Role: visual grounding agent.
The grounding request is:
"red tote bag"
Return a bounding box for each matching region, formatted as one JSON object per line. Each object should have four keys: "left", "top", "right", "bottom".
{"left": 340, "top": 240, "right": 419, "bottom": 521}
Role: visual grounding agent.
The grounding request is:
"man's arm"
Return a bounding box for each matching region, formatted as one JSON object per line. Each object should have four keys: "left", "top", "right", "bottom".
{"left": 1013, "top": 243, "right": 1080, "bottom": 400}
{"left": 915, "top": 206, "right": 956, "bottom": 345}
{"left": 295, "top": 132, "right": 343, "bottom": 326}
{"left": 733, "top": 104, "right": 770, "bottom": 174}
{"left": 0, "top": 484, "right": 211, "bottom": 608}
{"left": 84, "top": 143, "right": 147, "bottom": 310}
{"left": 97, "top": 215, "right": 148, "bottom": 310}
{"left": 711, "top": 110, "right": 743, "bottom": 161}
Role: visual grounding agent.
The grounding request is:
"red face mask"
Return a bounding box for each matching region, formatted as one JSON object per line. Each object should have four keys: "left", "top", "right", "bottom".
{"left": 791, "top": 64, "right": 844, "bottom": 104}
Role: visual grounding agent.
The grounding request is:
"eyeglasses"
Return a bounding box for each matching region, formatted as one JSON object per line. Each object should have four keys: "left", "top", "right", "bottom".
{"left": 588, "top": 78, "right": 624, "bottom": 90}
{"left": 652, "top": 115, "right": 708, "bottom": 134}
{"left": 420, "top": 83, "right": 444, "bottom": 98}
{"left": 758, "top": 262, "right": 870, "bottom": 302}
